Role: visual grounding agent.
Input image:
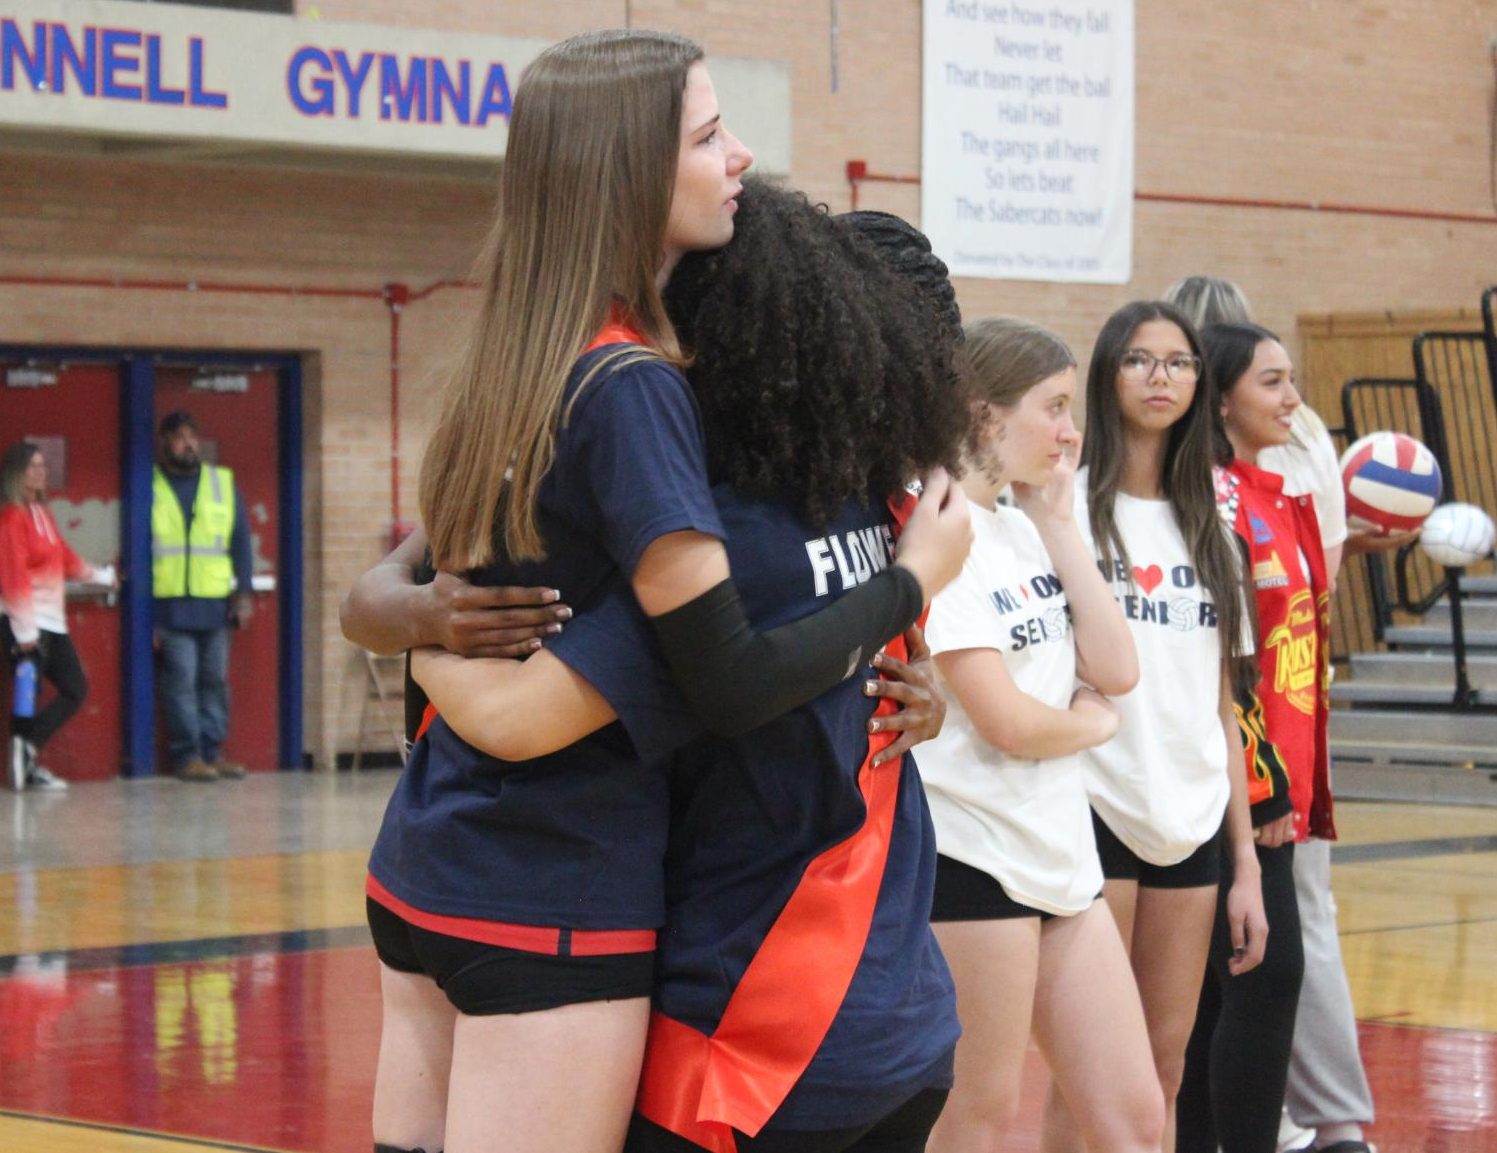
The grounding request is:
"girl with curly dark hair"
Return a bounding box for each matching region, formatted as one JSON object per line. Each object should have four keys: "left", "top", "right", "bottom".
{"left": 663, "top": 185, "right": 968, "bottom": 528}
{"left": 411, "top": 180, "right": 974, "bottom": 1152}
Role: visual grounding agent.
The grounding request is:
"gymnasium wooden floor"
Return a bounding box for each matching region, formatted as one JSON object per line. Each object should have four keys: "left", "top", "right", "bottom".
{"left": 1, "top": 772, "right": 1494, "bottom": 1152}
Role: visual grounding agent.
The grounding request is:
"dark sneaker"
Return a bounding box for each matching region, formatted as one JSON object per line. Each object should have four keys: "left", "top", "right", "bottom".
{"left": 25, "top": 763, "right": 68, "bottom": 792}
{"left": 211, "top": 759, "right": 247, "bottom": 780}
{"left": 178, "top": 757, "right": 218, "bottom": 782}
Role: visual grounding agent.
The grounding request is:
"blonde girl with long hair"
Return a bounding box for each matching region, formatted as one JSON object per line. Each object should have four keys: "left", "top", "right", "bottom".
{"left": 362, "top": 30, "right": 969, "bottom": 1153}
{"left": 918, "top": 317, "right": 1164, "bottom": 1153}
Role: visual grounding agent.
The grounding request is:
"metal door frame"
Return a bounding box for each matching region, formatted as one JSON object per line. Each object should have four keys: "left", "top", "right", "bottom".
{"left": 0, "top": 344, "right": 305, "bottom": 775}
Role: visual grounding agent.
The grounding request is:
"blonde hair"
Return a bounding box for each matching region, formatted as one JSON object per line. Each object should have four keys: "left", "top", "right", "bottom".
{"left": 1162, "top": 275, "right": 1252, "bottom": 331}
{"left": 420, "top": 29, "right": 703, "bottom": 568}
{"left": 1165, "top": 275, "right": 1323, "bottom": 453}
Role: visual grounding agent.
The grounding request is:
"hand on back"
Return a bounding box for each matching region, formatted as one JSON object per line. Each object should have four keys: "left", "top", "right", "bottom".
{"left": 865, "top": 625, "right": 947, "bottom": 767}
{"left": 424, "top": 571, "right": 572, "bottom": 658}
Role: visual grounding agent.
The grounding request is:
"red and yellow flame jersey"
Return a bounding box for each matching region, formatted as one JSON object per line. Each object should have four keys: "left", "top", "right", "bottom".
{"left": 1217, "top": 461, "right": 1335, "bottom": 842}
{"left": 1234, "top": 687, "right": 1294, "bottom": 826}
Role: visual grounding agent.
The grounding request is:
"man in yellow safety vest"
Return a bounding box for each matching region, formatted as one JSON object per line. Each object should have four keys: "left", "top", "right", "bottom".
{"left": 152, "top": 411, "right": 253, "bottom": 782}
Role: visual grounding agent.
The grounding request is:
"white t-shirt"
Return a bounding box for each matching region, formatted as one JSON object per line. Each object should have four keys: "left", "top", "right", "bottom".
{"left": 1259, "top": 406, "right": 1347, "bottom": 550}
{"left": 1075, "top": 475, "right": 1231, "bottom": 865}
{"left": 920, "top": 501, "right": 1101, "bottom": 916}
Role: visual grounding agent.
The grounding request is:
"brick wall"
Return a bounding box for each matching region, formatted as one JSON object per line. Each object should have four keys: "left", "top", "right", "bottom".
{"left": 2, "top": 0, "right": 1494, "bottom": 764}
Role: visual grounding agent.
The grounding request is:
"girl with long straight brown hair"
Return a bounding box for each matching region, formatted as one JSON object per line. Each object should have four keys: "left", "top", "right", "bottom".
{"left": 1040, "top": 301, "right": 1267, "bottom": 1153}
{"left": 1168, "top": 277, "right": 1377, "bottom": 1153}
{"left": 1175, "top": 322, "right": 1334, "bottom": 1153}
{"left": 361, "top": 31, "right": 970, "bottom": 1153}
{"left": 916, "top": 317, "right": 1164, "bottom": 1153}
{"left": 404, "top": 184, "right": 973, "bottom": 1153}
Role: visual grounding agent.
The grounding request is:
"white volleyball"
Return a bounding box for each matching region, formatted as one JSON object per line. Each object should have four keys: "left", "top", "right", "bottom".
{"left": 1419, "top": 503, "right": 1496, "bottom": 569}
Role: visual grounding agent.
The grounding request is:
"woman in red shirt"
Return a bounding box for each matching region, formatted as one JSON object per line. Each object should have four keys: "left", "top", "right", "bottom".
{"left": 1176, "top": 323, "right": 1334, "bottom": 1153}
{"left": 0, "top": 441, "right": 115, "bottom": 790}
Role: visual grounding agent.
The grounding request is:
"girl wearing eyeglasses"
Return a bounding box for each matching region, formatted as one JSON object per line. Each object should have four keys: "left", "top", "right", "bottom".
{"left": 918, "top": 317, "right": 1164, "bottom": 1153}
{"left": 1040, "top": 301, "right": 1267, "bottom": 1153}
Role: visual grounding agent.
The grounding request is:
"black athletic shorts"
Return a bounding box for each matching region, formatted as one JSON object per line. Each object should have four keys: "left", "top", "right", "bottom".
{"left": 623, "top": 1087, "right": 950, "bottom": 1153}
{"left": 366, "top": 897, "right": 654, "bottom": 1015}
{"left": 928, "top": 854, "right": 1056, "bottom": 922}
{"left": 1092, "top": 810, "right": 1223, "bottom": 889}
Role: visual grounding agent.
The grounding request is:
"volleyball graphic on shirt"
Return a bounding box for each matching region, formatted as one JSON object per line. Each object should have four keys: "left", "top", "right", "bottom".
{"left": 1419, "top": 502, "right": 1496, "bottom": 569}
{"left": 1338, "top": 431, "right": 1442, "bottom": 533}
{"left": 1168, "top": 596, "right": 1199, "bottom": 631}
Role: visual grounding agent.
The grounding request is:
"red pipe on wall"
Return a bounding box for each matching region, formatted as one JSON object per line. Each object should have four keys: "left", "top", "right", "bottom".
{"left": 0, "top": 271, "right": 480, "bottom": 543}
{"left": 0, "top": 273, "right": 385, "bottom": 300}
{"left": 386, "top": 279, "right": 476, "bottom": 546}
{"left": 845, "top": 160, "right": 921, "bottom": 212}
{"left": 382, "top": 282, "right": 410, "bottom": 545}
{"left": 410, "top": 279, "right": 476, "bottom": 304}
{"left": 844, "top": 160, "right": 1497, "bottom": 226}
{"left": 1133, "top": 191, "right": 1497, "bottom": 227}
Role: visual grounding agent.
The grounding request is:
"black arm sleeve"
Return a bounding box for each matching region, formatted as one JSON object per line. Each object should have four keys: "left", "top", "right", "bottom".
{"left": 650, "top": 566, "right": 923, "bottom": 739}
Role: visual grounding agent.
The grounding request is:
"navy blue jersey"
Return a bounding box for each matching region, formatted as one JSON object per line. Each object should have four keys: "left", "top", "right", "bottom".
{"left": 367, "top": 347, "right": 722, "bottom": 931}
{"left": 552, "top": 487, "right": 958, "bottom": 1133}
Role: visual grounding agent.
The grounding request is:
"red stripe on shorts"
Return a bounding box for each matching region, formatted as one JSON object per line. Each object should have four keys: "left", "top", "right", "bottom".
{"left": 366, "top": 874, "right": 656, "bottom": 956}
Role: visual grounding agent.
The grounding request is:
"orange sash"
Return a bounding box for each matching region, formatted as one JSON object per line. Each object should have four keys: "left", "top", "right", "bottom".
{"left": 635, "top": 492, "right": 924, "bottom": 1152}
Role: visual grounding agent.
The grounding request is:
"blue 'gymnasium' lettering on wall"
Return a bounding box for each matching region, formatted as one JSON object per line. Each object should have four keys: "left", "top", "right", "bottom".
{"left": 287, "top": 47, "right": 512, "bottom": 125}
{"left": 1, "top": 20, "right": 227, "bottom": 107}
{"left": 0, "top": 18, "right": 513, "bottom": 128}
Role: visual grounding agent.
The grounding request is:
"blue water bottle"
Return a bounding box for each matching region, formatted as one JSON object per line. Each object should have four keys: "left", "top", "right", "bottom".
{"left": 12, "top": 656, "right": 37, "bottom": 719}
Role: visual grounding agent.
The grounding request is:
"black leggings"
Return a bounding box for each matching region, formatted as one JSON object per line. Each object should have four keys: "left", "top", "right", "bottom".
{"left": 4, "top": 624, "right": 88, "bottom": 751}
{"left": 1177, "top": 840, "right": 1303, "bottom": 1153}
{"left": 623, "top": 1088, "right": 949, "bottom": 1153}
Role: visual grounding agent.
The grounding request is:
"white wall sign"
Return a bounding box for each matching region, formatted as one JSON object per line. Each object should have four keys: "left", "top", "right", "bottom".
{"left": 0, "top": 0, "right": 792, "bottom": 173}
{"left": 6, "top": 365, "right": 57, "bottom": 387}
{"left": 191, "top": 372, "right": 251, "bottom": 394}
{"left": 921, "top": 0, "right": 1133, "bottom": 283}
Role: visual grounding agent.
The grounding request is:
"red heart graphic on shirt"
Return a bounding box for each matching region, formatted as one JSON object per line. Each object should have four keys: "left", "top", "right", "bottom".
{"left": 1131, "top": 564, "right": 1164, "bottom": 594}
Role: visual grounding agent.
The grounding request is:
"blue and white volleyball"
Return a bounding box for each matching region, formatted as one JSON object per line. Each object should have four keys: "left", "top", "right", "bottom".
{"left": 1339, "top": 431, "right": 1443, "bottom": 533}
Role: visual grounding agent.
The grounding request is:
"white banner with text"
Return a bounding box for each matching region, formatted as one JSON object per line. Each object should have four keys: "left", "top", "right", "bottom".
{"left": 922, "top": 0, "right": 1134, "bottom": 283}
